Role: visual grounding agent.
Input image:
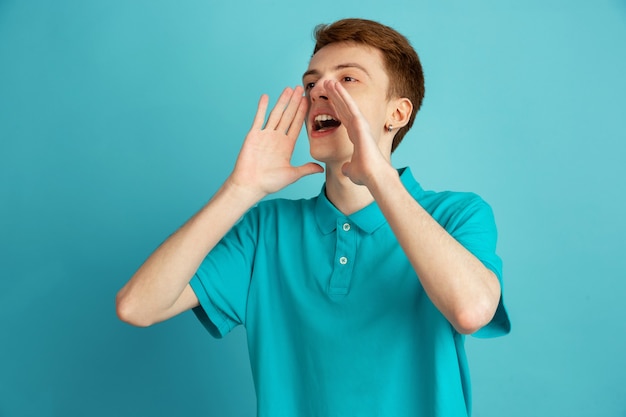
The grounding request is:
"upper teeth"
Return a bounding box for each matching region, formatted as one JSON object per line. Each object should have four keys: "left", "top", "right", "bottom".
{"left": 315, "top": 114, "right": 336, "bottom": 122}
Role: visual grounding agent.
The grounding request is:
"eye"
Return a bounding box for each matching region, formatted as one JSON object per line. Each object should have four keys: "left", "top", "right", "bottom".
{"left": 342, "top": 76, "right": 357, "bottom": 83}
{"left": 304, "top": 82, "right": 316, "bottom": 91}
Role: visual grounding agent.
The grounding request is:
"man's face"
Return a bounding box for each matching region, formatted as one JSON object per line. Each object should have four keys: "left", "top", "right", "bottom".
{"left": 302, "top": 42, "right": 392, "bottom": 164}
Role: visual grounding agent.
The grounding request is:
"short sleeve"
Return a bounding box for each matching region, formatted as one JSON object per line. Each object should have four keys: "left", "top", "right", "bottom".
{"left": 189, "top": 208, "right": 259, "bottom": 338}
{"left": 448, "top": 196, "right": 511, "bottom": 338}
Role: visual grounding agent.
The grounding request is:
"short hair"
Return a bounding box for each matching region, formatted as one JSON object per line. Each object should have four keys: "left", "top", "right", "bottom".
{"left": 313, "top": 18, "right": 425, "bottom": 152}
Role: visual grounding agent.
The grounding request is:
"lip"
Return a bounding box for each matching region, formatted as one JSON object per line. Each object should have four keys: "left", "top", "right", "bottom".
{"left": 307, "top": 107, "right": 341, "bottom": 138}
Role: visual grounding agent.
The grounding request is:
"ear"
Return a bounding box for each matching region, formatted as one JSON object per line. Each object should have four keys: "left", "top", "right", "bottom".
{"left": 387, "top": 97, "right": 413, "bottom": 129}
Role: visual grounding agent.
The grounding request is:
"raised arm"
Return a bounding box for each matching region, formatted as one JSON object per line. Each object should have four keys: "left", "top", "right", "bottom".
{"left": 325, "top": 80, "right": 500, "bottom": 334}
{"left": 116, "top": 86, "right": 323, "bottom": 327}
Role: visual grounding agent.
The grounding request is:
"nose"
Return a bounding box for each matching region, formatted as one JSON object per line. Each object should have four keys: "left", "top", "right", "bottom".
{"left": 309, "top": 81, "right": 329, "bottom": 102}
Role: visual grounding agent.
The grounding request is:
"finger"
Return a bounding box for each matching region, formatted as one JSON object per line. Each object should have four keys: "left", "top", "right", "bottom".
{"left": 325, "top": 81, "right": 370, "bottom": 144}
{"left": 265, "top": 87, "right": 293, "bottom": 130}
{"left": 324, "top": 81, "right": 351, "bottom": 124}
{"left": 277, "top": 86, "right": 305, "bottom": 134}
{"left": 251, "top": 94, "right": 269, "bottom": 130}
{"left": 326, "top": 80, "right": 361, "bottom": 120}
{"left": 286, "top": 95, "right": 308, "bottom": 139}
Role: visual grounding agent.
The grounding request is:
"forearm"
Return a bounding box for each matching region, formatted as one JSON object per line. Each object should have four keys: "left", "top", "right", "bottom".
{"left": 368, "top": 166, "right": 501, "bottom": 334}
{"left": 116, "top": 86, "right": 319, "bottom": 327}
{"left": 116, "top": 178, "right": 263, "bottom": 327}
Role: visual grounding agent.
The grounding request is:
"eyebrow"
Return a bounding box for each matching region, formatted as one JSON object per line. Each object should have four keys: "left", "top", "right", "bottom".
{"left": 302, "top": 63, "right": 371, "bottom": 80}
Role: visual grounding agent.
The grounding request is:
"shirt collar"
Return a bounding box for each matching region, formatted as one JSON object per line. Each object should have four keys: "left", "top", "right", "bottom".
{"left": 314, "top": 167, "right": 424, "bottom": 235}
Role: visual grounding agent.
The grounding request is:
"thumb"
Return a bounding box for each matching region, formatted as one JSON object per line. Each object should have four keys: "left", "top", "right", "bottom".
{"left": 294, "top": 162, "right": 324, "bottom": 179}
{"left": 341, "top": 161, "right": 352, "bottom": 178}
{"left": 341, "top": 161, "right": 364, "bottom": 186}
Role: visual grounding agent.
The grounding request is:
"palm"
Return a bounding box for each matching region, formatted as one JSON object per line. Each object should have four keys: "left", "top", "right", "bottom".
{"left": 231, "top": 87, "right": 323, "bottom": 195}
{"left": 324, "top": 80, "right": 389, "bottom": 186}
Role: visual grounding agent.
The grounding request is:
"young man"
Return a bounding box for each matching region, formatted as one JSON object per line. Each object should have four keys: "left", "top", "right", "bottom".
{"left": 117, "top": 18, "right": 510, "bottom": 416}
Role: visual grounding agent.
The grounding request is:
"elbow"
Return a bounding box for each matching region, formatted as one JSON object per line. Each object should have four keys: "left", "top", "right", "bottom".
{"left": 452, "top": 271, "right": 501, "bottom": 335}
{"left": 452, "top": 310, "right": 492, "bottom": 335}
{"left": 115, "top": 291, "right": 154, "bottom": 328}
{"left": 451, "top": 298, "right": 499, "bottom": 335}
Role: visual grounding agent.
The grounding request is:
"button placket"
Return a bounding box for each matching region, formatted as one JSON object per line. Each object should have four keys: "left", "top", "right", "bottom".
{"left": 329, "top": 219, "right": 356, "bottom": 295}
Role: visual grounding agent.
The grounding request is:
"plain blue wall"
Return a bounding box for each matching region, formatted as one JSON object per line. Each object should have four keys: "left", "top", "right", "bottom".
{"left": 1, "top": 1, "right": 625, "bottom": 416}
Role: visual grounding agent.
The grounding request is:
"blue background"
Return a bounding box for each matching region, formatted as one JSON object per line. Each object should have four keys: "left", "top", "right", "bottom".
{"left": 1, "top": 1, "right": 625, "bottom": 416}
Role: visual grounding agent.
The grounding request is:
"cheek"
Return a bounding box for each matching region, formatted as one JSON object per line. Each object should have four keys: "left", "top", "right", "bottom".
{"left": 359, "top": 104, "right": 388, "bottom": 132}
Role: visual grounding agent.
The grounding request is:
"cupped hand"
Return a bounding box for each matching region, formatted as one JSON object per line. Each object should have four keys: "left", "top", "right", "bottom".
{"left": 323, "top": 80, "right": 391, "bottom": 186}
{"left": 229, "top": 86, "right": 324, "bottom": 198}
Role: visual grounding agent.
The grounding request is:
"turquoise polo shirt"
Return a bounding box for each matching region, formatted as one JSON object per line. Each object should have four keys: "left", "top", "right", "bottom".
{"left": 190, "top": 167, "right": 510, "bottom": 417}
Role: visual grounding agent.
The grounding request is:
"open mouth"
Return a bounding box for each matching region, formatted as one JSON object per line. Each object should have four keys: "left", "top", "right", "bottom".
{"left": 313, "top": 114, "right": 342, "bottom": 132}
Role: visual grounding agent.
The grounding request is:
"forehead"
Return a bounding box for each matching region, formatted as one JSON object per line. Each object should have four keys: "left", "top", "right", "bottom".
{"left": 305, "top": 42, "right": 387, "bottom": 77}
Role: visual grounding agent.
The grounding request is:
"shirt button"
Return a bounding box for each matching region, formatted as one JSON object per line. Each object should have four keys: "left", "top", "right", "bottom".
{"left": 342, "top": 223, "right": 351, "bottom": 232}
{"left": 339, "top": 256, "right": 348, "bottom": 265}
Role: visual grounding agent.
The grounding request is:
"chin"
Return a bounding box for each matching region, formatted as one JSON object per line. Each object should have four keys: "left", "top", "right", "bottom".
{"left": 309, "top": 145, "right": 351, "bottom": 167}
{"left": 308, "top": 147, "right": 329, "bottom": 164}
{"left": 307, "top": 129, "right": 353, "bottom": 163}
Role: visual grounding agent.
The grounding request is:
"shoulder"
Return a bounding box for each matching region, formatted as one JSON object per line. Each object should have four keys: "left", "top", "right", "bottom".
{"left": 420, "top": 188, "right": 488, "bottom": 214}
{"left": 246, "top": 196, "right": 318, "bottom": 224}
{"left": 400, "top": 167, "right": 491, "bottom": 218}
{"left": 221, "top": 196, "right": 319, "bottom": 247}
{"left": 254, "top": 195, "right": 316, "bottom": 213}
{"left": 418, "top": 189, "right": 496, "bottom": 232}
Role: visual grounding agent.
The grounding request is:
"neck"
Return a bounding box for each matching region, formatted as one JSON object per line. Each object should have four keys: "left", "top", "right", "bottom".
{"left": 323, "top": 166, "right": 375, "bottom": 215}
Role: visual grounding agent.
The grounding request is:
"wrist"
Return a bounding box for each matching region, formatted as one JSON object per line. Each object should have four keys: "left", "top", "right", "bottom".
{"left": 365, "top": 163, "right": 400, "bottom": 194}
{"left": 222, "top": 175, "right": 266, "bottom": 208}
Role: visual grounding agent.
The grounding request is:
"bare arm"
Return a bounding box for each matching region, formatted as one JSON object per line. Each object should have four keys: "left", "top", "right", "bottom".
{"left": 325, "top": 80, "right": 500, "bottom": 334}
{"left": 116, "top": 86, "right": 323, "bottom": 327}
{"left": 365, "top": 169, "right": 501, "bottom": 334}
